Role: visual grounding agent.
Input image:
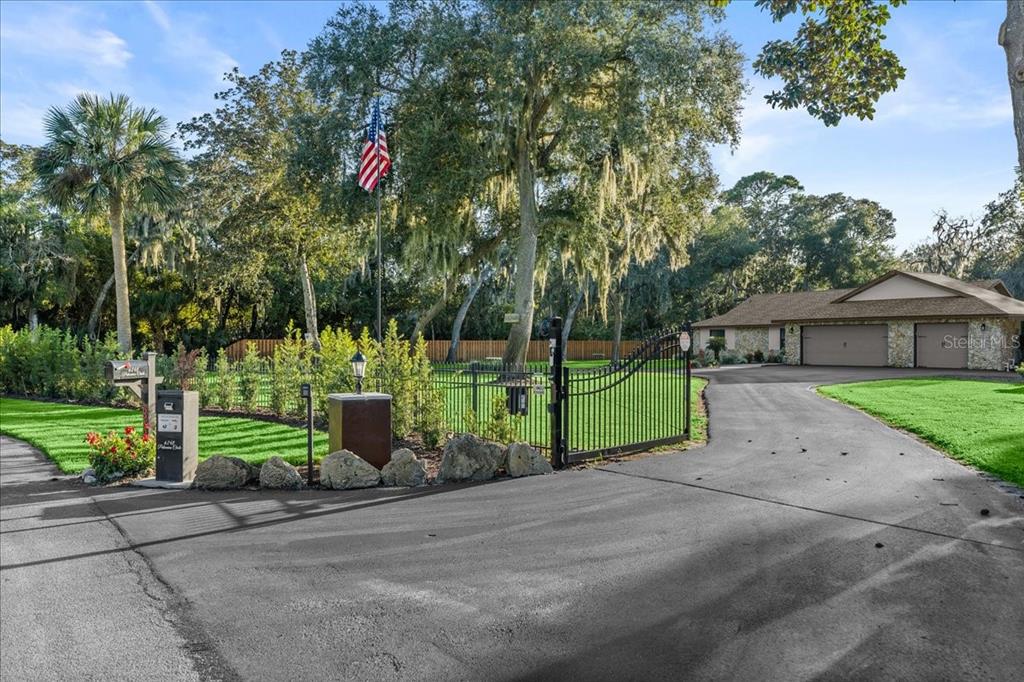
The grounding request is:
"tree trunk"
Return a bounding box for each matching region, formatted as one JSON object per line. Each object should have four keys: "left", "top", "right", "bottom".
{"left": 87, "top": 270, "right": 115, "bottom": 340}
{"left": 28, "top": 306, "right": 38, "bottom": 331}
{"left": 248, "top": 303, "right": 259, "bottom": 337}
{"left": 561, "top": 281, "right": 586, "bottom": 350}
{"left": 88, "top": 243, "right": 143, "bottom": 340}
{"left": 502, "top": 137, "right": 540, "bottom": 367}
{"left": 298, "top": 252, "right": 320, "bottom": 351}
{"left": 411, "top": 294, "right": 448, "bottom": 344}
{"left": 109, "top": 193, "right": 132, "bottom": 352}
{"left": 611, "top": 289, "right": 624, "bottom": 364}
{"left": 447, "top": 269, "right": 488, "bottom": 362}
{"left": 1000, "top": 1, "right": 1024, "bottom": 170}
{"left": 217, "top": 286, "right": 235, "bottom": 338}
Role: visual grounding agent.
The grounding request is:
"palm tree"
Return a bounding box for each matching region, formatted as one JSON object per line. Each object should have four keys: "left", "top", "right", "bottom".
{"left": 34, "top": 93, "right": 184, "bottom": 352}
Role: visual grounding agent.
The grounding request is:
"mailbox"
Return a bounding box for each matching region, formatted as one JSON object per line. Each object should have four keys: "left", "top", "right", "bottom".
{"left": 155, "top": 390, "right": 199, "bottom": 482}
{"left": 506, "top": 385, "right": 529, "bottom": 416}
{"left": 105, "top": 352, "right": 162, "bottom": 433}
{"left": 105, "top": 359, "right": 152, "bottom": 384}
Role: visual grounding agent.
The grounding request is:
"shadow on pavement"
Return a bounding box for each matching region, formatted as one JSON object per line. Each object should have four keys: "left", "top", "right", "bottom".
{"left": 1, "top": 475, "right": 507, "bottom": 571}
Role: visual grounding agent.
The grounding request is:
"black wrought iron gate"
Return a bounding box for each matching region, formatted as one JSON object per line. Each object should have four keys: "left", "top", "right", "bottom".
{"left": 547, "top": 319, "right": 692, "bottom": 467}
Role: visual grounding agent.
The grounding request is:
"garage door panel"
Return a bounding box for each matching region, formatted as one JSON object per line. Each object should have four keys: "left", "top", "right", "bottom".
{"left": 915, "top": 323, "right": 968, "bottom": 369}
{"left": 802, "top": 325, "right": 887, "bottom": 366}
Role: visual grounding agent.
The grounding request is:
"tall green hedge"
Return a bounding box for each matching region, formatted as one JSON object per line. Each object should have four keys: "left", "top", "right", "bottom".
{"left": 0, "top": 325, "right": 123, "bottom": 401}
{"left": 0, "top": 323, "right": 447, "bottom": 444}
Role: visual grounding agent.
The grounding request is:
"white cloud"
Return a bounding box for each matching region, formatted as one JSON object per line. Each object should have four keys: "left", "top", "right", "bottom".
{"left": 0, "top": 7, "right": 132, "bottom": 70}
{"left": 143, "top": 2, "right": 238, "bottom": 85}
{"left": 143, "top": 0, "right": 172, "bottom": 32}
{"left": 0, "top": 96, "right": 47, "bottom": 142}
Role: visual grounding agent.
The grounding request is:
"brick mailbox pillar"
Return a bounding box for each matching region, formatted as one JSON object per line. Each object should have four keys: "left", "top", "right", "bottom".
{"left": 327, "top": 393, "right": 392, "bottom": 469}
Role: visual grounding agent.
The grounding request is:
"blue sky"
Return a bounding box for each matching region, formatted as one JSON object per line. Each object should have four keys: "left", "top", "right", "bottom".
{"left": 0, "top": 1, "right": 1015, "bottom": 250}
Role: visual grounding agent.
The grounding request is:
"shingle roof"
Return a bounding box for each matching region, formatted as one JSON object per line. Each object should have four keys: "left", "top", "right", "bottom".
{"left": 693, "top": 271, "right": 1024, "bottom": 328}
{"left": 693, "top": 290, "right": 850, "bottom": 328}
{"left": 970, "top": 279, "right": 1012, "bottom": 295}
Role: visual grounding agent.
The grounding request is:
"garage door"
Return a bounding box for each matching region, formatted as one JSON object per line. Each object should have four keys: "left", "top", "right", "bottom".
{"left": 802, "top": 325, "right": 887, "bottom": 366}
{"left": 915, "top": 323, "right": 968, "bottom": 368}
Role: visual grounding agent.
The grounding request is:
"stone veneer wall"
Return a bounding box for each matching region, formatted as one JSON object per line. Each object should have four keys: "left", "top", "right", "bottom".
{"left": 733, "top": 328, "right": 769, "bottom": 357}
{"left": 887, "top": 321, "right": 914, "bottom": 368}
{"left": 968, "top": 318, "right": 1019, "bottom": 370}
{"left": 784, "top": 324, "right": 801, "bottom": 365}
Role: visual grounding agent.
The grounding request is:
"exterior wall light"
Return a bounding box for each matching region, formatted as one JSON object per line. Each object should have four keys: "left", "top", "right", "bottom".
{"left": 351, "top": 351, "right": 367, "bottom": 394}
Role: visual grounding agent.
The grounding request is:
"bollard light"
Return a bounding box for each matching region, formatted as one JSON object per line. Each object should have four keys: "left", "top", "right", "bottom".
{"left": 351, "top": 351, "right": 366, "bottom": 394}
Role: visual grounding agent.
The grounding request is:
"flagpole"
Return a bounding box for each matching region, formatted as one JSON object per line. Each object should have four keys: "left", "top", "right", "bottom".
{"left": 375, "top": 95, "right": 383, "bottom": 344}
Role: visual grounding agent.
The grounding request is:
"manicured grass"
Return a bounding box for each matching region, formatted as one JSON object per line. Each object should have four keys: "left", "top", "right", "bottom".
{"left": 818, "top": 379, "right": 1024, "bottom": 487}
{"left": 0, "top": 397, "right": 329, "bottom": 474}
{"left": 2, "top": 360, "right": 704, "bottom": 473}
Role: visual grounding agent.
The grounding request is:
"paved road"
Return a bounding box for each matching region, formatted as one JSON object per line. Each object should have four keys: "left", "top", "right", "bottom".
{"left": 0, "top": 437, "right": 204, "bottom": 680}
{"left": 2, "top": 366, "right": 1022, "bottom": 680}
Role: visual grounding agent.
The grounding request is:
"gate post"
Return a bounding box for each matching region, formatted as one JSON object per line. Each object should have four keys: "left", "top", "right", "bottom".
{"left": 684, "top": 323, "right": 692, "bottom": 439}
{"left": 470, "top": 361, "right": 480, "bottom": 416}
{"left": 548, "top": 317, "right": 565, "bottom": 469}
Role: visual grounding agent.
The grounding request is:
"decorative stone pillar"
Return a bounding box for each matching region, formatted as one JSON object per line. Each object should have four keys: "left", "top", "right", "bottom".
{"left": 887, "top": 321, "right": 914, "bottom": 368}
{"left": 784, "top": 324, "right": 801, "bottom": 365}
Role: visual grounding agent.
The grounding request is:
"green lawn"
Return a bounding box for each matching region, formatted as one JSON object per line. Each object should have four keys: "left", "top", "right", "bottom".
{"left": 818, "top": 379, "right": 1024, "bottom": 487}
{"left": 2, "top": 369, "right": 706, "bottom": 474}
{"left": 0, "top": 397, "right": 329, "bottom": 474}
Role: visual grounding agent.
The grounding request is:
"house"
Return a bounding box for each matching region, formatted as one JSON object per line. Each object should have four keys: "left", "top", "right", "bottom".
{"left": 692, "top": 270, "right": 1024, "bottom": 370}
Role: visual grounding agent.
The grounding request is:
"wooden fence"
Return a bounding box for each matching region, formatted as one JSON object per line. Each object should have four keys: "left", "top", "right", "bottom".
{"left": 224, "top": 338, "right": 641, "bottom": 362}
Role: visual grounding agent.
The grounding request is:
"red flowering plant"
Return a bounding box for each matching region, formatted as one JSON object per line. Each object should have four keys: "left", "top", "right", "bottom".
{"left": 84, "top": 425, "right": 156, "bottom": 482}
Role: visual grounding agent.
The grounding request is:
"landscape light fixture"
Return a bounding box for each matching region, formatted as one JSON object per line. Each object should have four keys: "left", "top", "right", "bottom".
{"left": 351, "top": 351, "right": 366, "bottom": 394}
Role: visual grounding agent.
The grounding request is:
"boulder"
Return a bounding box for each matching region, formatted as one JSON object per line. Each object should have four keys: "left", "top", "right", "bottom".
{"left": 81, "top": 468, "right": 97, "bottom": 485}
{"left": 505, "top": 443, "right": 553, "bottom": 478}
{"left": 437, "top": 434, "right": 504, "bottom": 483}
{"left": 380, "top": 448, "right": 428, "bottom": 487}
{"left": 193, "top": 455, "right": 255, "bottom": 490}
{"left": 259, "top": 456, "right": 303, "bottom": 489}
{"left": 320, "top": 450, "right": 381, "bottom": 489}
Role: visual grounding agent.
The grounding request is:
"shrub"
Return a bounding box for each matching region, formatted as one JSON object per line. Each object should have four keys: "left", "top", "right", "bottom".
{"left": 237, "top": 342, "right": 264, "bottom": 411}
{"left": 270, "top": 325, "right": 308, "bottom": 417}
{"left": 480, "top": 393, "right": 519, "bottom": 444}
{"left": 1016, "top": 362, "right": 1024, "bottom": 378}
{"left": 706, "top": 336, "right": 726, "bottom": 363}
{"left": 463, "top": 394, "right": 519, "bottom": 444}
{"left": 0, "top": 325, "right": 122, "bottom": 401}
{"left": 378, "top": 320, "right": 415, "bottom": 436}
{"left": 313, "top": 327, "right": 357, "bottom": 416}
{"left": 411, "top": 334, "right": 446, "bottom": 448}
{"left": 213, "top": 349, "right": 236, "bottom": 409}
{"left": 744, "top": 352, "right": 755, "bottom": 363}
{"left": 85, "top": 426, "right": 155, "bottom": 482}
{"left": 170, "top": 343, "right": 206, "bottom": 393}
{"left": 753, "top": 350, "right": 765, "bottom": 363}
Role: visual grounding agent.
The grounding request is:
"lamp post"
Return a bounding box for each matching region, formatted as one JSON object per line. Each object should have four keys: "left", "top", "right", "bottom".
{"left": 351, "top": 351, "right": 367, "bottom": 394}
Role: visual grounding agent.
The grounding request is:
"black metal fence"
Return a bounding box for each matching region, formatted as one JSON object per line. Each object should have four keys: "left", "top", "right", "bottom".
{"left": 164, "top": 322, "right": 692, "bottom": 464}
{"left": 429, "top": 362, "right": 552, "bottom": 450}
{"left": 560, "top": 325, "right": 692, "bottom": 464}
{"left": 174, "top": 359, "right": 553, "bottom": 449}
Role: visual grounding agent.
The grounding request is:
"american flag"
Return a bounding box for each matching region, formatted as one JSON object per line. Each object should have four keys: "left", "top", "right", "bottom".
{"left": 358, "top": 99, "right": 391, "bottom": 192}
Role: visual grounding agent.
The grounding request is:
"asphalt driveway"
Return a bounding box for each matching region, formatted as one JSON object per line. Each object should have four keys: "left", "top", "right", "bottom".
{"left": 2, "top": 366, "right": 1022, "bottom": 681}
